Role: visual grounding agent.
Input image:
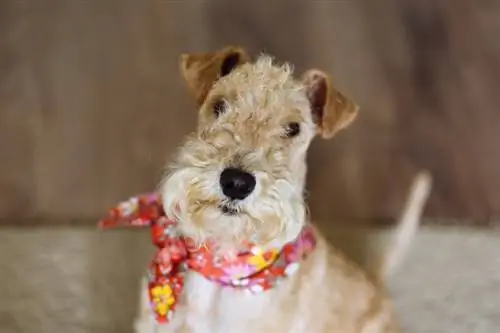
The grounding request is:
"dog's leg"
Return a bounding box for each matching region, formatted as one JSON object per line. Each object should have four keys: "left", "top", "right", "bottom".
{"left": 182, "top": 272, "right": 218, "bottom": 333}
{"left": 377, "top": 170, "right": 433, "bottom": 279}
{"left": 134, "top": 277, "right": 159, "bottom": 333}
{"left": 134, "top": 273, "right": 215, "bottom": 333}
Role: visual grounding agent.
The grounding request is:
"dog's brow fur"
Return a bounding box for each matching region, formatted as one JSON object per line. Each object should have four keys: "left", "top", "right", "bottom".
{"left": 135, "top": 47, "right": 432, "bottom": 333}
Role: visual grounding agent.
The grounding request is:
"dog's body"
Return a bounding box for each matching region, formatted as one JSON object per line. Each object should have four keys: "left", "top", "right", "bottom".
{"left": 137, "top": 238, "right": 392, "bottom": 333}
{"left": 137, "top": 238, "right": 396, "bottom": 333}
{"left": 133, "top": 47, "right": 432, "bottom": 333}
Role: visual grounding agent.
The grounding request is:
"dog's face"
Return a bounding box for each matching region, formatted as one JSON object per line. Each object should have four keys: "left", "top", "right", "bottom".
{"left": 161, "top": 47, "right": 358, "bottom": 251}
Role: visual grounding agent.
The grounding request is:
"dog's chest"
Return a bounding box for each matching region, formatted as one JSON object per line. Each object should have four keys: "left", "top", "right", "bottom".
{"left": 167, "top": 272, "right": 291, "bottom": 333}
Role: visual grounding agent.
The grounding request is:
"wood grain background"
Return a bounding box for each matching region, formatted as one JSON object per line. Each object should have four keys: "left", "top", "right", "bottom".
{"left": 1, "top": 0, "right": 499, "bottom": 226}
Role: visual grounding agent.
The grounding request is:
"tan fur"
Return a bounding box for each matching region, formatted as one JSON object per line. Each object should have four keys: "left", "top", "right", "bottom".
{"left": 180, "top": 46, "right": 250, "bottom": 106}
{"left": 135, "top": 46, "right": 432, "bottom": 333}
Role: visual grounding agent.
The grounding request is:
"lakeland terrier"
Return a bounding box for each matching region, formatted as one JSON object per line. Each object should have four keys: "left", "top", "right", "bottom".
{"left": 101, "top": 46, "right": 432, "bottom": 333}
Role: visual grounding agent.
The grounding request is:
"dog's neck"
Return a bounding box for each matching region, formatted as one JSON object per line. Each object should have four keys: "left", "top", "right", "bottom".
{"left": 186, "top": 224, "right": 316, "bottom": 286}
{"left": 98, "top": 192, "right": 317, "bottom": 324}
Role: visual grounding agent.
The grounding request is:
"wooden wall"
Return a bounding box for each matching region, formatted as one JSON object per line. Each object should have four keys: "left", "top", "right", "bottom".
{"left": 1, "top": 0, "right": 500, "bottom": 226}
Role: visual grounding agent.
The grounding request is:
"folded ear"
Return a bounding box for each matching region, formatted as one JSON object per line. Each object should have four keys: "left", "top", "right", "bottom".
{"left": 180, "top": 46, "right": 249, "bottom": 105}
{"left": 302, "top": 69, "right": 359, "bottom": 139}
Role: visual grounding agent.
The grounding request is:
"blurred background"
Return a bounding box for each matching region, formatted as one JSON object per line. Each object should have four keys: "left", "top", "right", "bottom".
{"left": 1, "top": 1, "right": 500, "bottom": 333}
{"left": 1, "top": 0, "right": 500, "bottom": 226}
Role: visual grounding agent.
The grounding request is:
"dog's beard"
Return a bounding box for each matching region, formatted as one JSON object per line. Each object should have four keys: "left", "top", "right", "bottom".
{"left": 161, "top": 166, "right": 306, "bottom": 252}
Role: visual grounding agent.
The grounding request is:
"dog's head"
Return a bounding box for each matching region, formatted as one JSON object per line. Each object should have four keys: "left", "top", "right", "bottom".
{"left": 161, "top": 46, "right": 358, "bottom": 251}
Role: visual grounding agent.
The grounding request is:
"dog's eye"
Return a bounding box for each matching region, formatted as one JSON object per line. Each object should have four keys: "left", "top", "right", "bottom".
{"left": 213, "top": 99, "right": 227, "bottom": 118}
{"left": 283, "top": 122, "right": 301, "bottom": 138}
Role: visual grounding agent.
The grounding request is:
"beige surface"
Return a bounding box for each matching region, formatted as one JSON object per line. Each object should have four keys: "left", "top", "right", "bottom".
{"left": 0, "top": 226, "right": 499, "bottom": 333}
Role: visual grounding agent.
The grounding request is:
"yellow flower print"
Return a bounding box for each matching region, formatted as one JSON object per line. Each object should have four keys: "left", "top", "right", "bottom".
{"left": 151, "top": 285, "right": 175, "bottom": 316}
{"left": 248, "top": 248, "right": 279, "bottom": 270}
{"left": 156, "top": 301, "right": 174, "bottom": 317}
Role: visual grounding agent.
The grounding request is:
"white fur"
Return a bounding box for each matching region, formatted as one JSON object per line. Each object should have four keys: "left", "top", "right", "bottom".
{"left": 160, "top": 161, "right": 306, "bottom": 253}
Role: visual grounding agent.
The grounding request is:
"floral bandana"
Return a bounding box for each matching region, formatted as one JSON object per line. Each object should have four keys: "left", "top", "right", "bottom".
{"left": 98, "top": 193, "right": 316, "bottom": 324}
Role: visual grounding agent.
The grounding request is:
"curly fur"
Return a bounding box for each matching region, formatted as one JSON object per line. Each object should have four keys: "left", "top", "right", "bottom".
{"left": 135, "top": 47, "right": 432, "bottom": 333}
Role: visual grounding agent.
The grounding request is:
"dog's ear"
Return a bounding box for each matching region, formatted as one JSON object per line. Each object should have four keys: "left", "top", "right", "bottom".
{"left": 180, "top": 46, "right": 249, "bottom": 105}
{"left": 302, "top": 69, "right": 359, "bottom": 139}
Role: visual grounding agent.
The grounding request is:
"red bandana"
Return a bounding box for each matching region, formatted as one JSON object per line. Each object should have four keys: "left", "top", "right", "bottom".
{"left": 98, "top": 193, "right": 316, "bottom": 324}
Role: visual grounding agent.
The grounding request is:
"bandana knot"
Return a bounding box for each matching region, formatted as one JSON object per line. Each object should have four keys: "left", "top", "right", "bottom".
{"left": 98, "top": 193, "right": 316, "bottom": 324}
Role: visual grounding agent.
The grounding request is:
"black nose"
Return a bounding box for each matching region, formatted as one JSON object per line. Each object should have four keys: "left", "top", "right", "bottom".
{"left": 219, "top": 168, "right": 256, "bottom": 200}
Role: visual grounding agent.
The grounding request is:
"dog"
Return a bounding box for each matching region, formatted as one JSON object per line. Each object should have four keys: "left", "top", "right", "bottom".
{"left": 129, "top": 46, "right": 432, "bottom": 333}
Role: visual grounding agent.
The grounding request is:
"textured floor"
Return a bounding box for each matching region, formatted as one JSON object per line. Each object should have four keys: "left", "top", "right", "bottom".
{"left": 0, "top": 226, "right": 499, "bottom": 333}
